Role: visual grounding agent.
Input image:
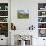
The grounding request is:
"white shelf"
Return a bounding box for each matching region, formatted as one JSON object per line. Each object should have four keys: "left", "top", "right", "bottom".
{"left": 38, "top": 28, "right": 46, "bottom": 29}
{"left": 0, "top": 10, "right": 8, "bottom": 11}
{"left": 0, "top": 22, "right": 8, "bottom": 23}
{"left": 38, "top": 22, "right": 46, "bottom": 23}
{"left": 38, "top": 10, "right": 46, "bottom": 11}
{"left": 38, "top": 16, "right": 46, "bottom": 17}
{"left": 0, "top": 16, "right": 8, "bottom": 17}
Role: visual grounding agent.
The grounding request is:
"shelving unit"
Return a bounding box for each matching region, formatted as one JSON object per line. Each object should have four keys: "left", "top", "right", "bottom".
{"left": 38, "top": 3, "right": 46, "bottom": 37}
{"left": 0, "top": 3, "right": 8, "bottom": 37}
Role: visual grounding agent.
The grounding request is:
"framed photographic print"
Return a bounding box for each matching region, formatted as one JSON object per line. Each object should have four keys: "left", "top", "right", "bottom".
{"left": 0, "top": 17, "right": 8, "bottom": 22}
{"left": 17, "top": 10, "right": 29, "bottom": 19}
{"left": 38, "top": 3, "right": 46, "bottom": 10}
{"left": 0, "top": 23, "right": 8, "bottom": 37}
{"left": 38, "top": 29, "right": 46, "bottom": 37}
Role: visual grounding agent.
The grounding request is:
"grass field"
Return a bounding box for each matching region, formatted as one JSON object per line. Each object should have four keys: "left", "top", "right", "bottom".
{"left": 17, "top": 13, "right": 29, "bottom": 19}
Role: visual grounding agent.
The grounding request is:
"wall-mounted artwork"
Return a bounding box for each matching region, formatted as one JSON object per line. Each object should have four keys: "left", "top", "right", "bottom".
{"left": 17, "top": 10, "right": 29, "bottom": 19}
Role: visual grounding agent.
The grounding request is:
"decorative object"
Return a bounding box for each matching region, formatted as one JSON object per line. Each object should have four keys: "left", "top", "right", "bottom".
{"left": 38, "top": 11, "right": 46, "bottom": 16}
{"left": 17, "top": 10, "right": 29, "bottom": 19}
{"left": 39, "top": 29, "right": 46, "bottom": 37}
{"left": 0, "top": 23, "right": 8, "bottom": 37}
{"left": 38, "top": 23, "right": 46, "bottom": 28}
{"left": 38, "top": 17, "right": 46, "bottom": 22}
{"left": 15, "top": 35, "right": 32, "bottom": 46}
{"left": 19, "top": 35, "right": 32, "bottom": 45}
{"left": 0, "top": 3, "right": 8, "bottom": 10}
{"left": 38, "top": 3, "right": 46, "bottom": 10}
{"left": 38, "top": 3, "right": 46, "bottom": 37}
{"left": 42, "top": 12, "right": 45, "bottom": 15}
{"left": 29, "top": 25, "right": 35, "bottom": 30}
{"left": 0, "top": 17, "right": 8, "bottom": 22}
{"left": 0, "top": 11, "right": 8, "bottom": 16}
{"left": 0, "top": 23, "right": 8, "bottom": 30}
{"left": 5, "top": 6, "right": 8, "bottom": 10}
{"left": 11, "top": 23, "right": 16, "bottom": 30}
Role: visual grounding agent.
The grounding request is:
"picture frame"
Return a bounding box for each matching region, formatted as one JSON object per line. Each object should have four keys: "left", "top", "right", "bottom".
{"left": 38, "top": 29, "right": 46, "bottom": 37}
{"left": 17, "top": 10, "right": 29, "bottom": 19}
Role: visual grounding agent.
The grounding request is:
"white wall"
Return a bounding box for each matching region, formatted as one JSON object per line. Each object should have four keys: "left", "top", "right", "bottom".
{"left": 11, "top": 0, "right": 38, "bottom": 45}
{"left": 10, "top": 0, "right": 46, "bottom": 46}
{"left": 11, "top": 0, "right": 38, "bottom": 30}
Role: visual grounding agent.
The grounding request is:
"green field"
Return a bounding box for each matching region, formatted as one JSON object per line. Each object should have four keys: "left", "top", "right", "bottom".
{"left": 17, "top": 13, "right": 29, "bottom": 19}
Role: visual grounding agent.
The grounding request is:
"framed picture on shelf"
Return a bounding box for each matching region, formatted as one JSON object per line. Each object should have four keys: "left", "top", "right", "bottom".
{"left": 0, "top": 17, "right": 8, "bottom": 22}
{"left": 17, "top": 10, "right": 29, "bottom": 19}
{"left": 38, "top": 29, "right": 46, "bottom": 37}
{"left": 38, "top": 23, "right": 46, "bottom": 28}
{"left": 38, "top": 17, "right": 46, "bottom": 22}
{"left": 38, "top": 3, "right": 46, "bottom": 10}
{"left": 0, "top": 23, "right": 8, "bottom": 37}
{"left": 0, "top": 3, "right": 8, "bottom": 10}
{"left": 38, "top": 11, "right": 46, "bottom": 16}
{"left": 0, "top": 11, "right": 8, "bottom": 16}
